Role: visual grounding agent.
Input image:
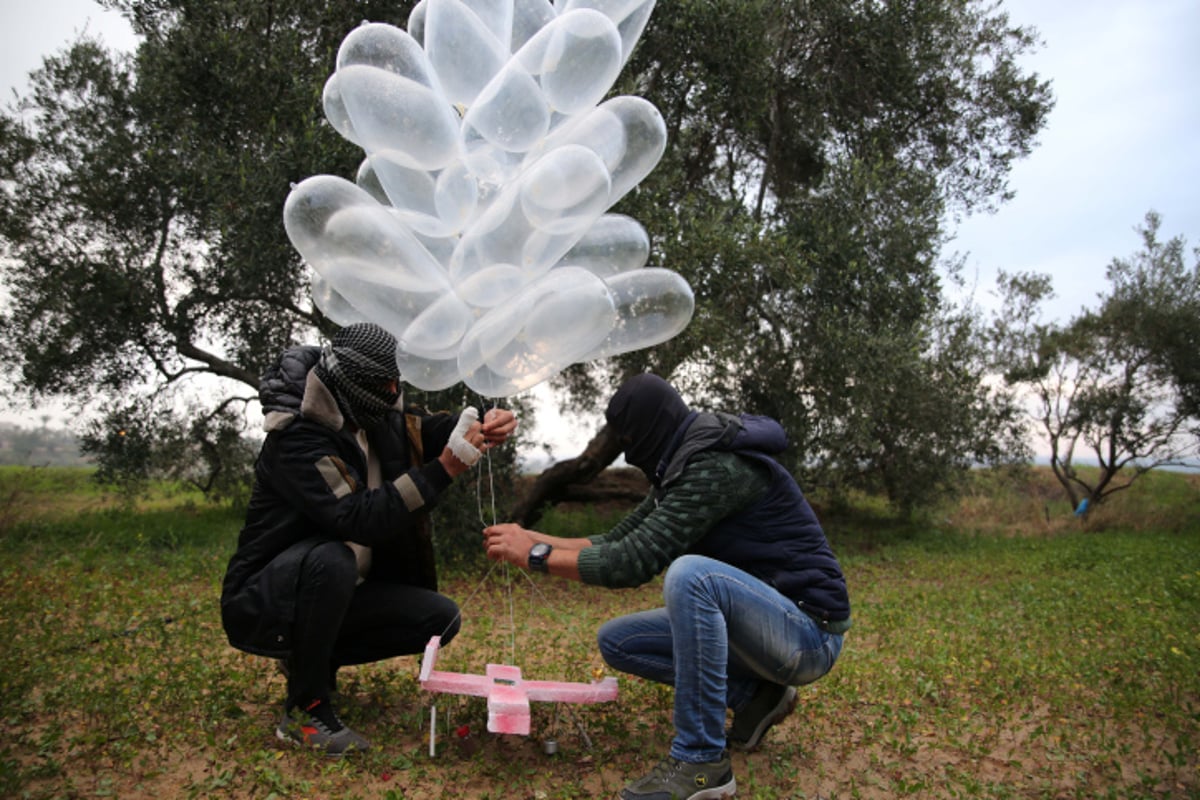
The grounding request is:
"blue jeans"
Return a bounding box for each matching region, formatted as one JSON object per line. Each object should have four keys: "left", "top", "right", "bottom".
{"left": 597, "top": 555, "right": 843, "bottom": 763}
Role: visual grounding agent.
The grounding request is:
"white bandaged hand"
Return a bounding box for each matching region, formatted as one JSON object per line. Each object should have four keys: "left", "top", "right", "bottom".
{"left": 448, "top": 407, "right": 482, "bottom": 467}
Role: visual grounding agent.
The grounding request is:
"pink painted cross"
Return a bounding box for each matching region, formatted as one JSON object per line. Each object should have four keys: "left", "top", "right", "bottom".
{"left": 418, "top": 635, "right": 619, "bottom": 735}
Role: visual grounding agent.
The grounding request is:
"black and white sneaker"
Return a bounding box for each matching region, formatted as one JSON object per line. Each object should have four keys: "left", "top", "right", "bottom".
{"left": 620, "top": 753, "right": 736, "bottom": 800}
{"left": 276, "top": 698, "right": 369, "bottom": 756}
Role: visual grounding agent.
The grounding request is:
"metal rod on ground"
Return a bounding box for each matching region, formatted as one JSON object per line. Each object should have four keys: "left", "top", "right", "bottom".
{"left": 562, "top": 703, "right": 594, "bottom": 749}
{"left": 429, "top": 704, "right": 436, "bottom": 757}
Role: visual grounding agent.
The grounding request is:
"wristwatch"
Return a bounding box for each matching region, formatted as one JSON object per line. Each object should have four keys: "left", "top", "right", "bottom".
{"left": 528, "top": 542, "right": 553, "bottom": 573}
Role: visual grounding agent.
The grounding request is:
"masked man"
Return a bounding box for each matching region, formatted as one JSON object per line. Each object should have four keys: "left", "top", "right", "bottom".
{"left": 484, "top": 373, "right": 848, "bottom": 800}
{"left": 222, "top": 323, "right": 517, "bottom": 755}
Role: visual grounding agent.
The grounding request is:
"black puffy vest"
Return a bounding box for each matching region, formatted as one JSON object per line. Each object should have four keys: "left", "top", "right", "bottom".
{"left": 657, "top": 412, "right": 851, "bottom": 623}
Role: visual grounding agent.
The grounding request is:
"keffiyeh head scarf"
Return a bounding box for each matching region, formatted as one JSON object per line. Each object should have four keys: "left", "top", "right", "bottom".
{"left": 314, "top": 323, "right": 401, "bottom": 429}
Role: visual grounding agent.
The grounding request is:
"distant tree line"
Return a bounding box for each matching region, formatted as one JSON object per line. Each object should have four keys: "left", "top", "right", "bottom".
{"left": 0, "top": 423, "right": 87, "bottom": 467}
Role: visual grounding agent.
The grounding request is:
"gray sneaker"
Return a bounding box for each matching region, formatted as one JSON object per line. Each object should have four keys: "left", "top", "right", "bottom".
{"left": 275, "top": 698, "right": 370, "bottom": 756}
{"left": 619, "top": 753, "right": 736, "bottom": 800}
{"left": 727, "top": 683, "right": 797, "bottom": 752}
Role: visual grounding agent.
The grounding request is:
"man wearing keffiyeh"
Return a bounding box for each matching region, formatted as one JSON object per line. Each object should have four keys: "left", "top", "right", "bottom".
{"left": 220, "top": 323, "right": 517, "bottom": 755}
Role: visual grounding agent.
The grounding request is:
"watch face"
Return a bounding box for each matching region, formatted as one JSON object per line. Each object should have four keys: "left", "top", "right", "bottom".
{"left": 531, "top": 543, "right": 551, "bottom": 559}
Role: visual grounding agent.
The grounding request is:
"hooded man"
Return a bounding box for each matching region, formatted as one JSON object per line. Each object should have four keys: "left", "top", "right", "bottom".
{"left": 221, "top": 323, "right": 517, "bottom": 755}
{"left": 483, "top": 373, "right": 849, "bottom": 800}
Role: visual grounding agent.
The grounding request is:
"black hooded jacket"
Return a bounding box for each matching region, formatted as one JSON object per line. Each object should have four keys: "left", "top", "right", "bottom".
{"left": 219, "top": 346, "right": 460, "bottom": 658}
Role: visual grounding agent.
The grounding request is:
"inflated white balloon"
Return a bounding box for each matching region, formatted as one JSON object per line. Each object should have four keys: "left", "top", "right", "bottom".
{"left": 455, "top": 262, "right": 528, "bottom": 308}
{"left": 447, "top": 182, "right": 529, "bottom": 285}
{"left": 461, "top": 132, "right": 526, "bottom": 189}
{"left": 519, "top": 144, "right": 611, "bottom": 233}
{"left": 399, "top": 290, "right": 475, "bottom": 359}
{"left": 292, "top": 0, "right": 688, "bottom": 398}
{"left": 365, "top": 153, "right": 440, "bottom": 230}
{"left": 414, "top": 0, "right": 561, "bottom": 56}
{"left": 461, "top": 64, "right": 550, "bottom": 153}
{"left": 458, "top": 267, "right": 616, "bottom": 395}
{"left": 424, "top": 0, "right": 511, "bottom": 107}
{"left": 412, "top": 228, "right": 459, "bottom": 266}
{"left": 354, "top": 159, "right": 391, "bottom": 205}
{"left": 310, "top": 271, "right": 370, "bottom": 325}
{"left": 337, "top": 65, "right": 461, "bottom": 171}
{"left": 338, "top": 21, "right": 433, "bottom": 76}
{"left": 315, "top": 257, "right": 444, "bottom": 340}
{"left": 562, "top": 0, "right": 656, "bottom": 64}
{"left": 554, "top": 213, "right": 650, "bottom": 277}
{"left": 408, "top": 0, "right": 428, "bottom": 43}
{"left": 517, "top": 268, "right": 616, "bottom": 363}
{"left": 599, "top": 96, "right": 667, "bottom": 200}
{"left": 582, "top": 267, "right": 694, "bottom": 361}
{"left": 517, "top": 9, "right": 621, "bottom": 114}
{"left": 434, "top": 160, "right": 480, "bottom": 232}
{"left": 454, "top": 0, "right": 515, "bottom": 43}
{"left": 284, "top": 176, "right": 452, "bottom": 337}
{"left": 322, "top": 73, "right": 361, "bottom": 146}
{"left": 287, "top": 177, "right": 447, "bottom": 292}
{"left": 520, "top": 223, "right": 597, "bottom": 281}
{"left": 395, "top": 350, "right": 464, "bottom": 391}
{"left": 511, "top": 0, "right": 558, "bottom": 51}
{"left": 535, "top": 95, "right": 665, "bottom": 203}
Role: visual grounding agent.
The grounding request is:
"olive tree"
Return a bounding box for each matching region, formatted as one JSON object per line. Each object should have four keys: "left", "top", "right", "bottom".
{"left": 992, "top": 212, "right": 1200, "bottom": 512}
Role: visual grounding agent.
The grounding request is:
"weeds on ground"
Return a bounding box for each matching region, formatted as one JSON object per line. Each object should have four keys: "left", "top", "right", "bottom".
{"left": 0, "top": 467, "right": 1197, "bottom": 799}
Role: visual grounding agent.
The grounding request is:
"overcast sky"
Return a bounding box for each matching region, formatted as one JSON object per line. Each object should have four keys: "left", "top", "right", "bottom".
{"left": 951, "top": 0, "right": 1199, "bottom": 323}
{"left": 1, "top": 0, "right": 1197, "bottom": 440}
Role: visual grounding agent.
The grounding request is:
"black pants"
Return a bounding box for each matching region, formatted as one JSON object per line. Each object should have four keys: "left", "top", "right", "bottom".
{"left": 287, "top": 541, "right": 460, "bottom": 707}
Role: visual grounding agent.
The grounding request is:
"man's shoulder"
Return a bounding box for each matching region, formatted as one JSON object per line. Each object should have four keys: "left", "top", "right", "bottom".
{"left": 677, "top": 449, "right": 766, "bottom": 485}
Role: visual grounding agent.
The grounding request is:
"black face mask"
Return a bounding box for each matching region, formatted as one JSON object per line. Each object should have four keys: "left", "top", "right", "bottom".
{"left": 605, "top": 374, "right": 690, "bottom": 482}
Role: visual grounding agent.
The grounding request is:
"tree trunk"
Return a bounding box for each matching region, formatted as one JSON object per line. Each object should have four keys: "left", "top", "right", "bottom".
{"left": 510, "top": 424, "right": 627, "bottom": 526}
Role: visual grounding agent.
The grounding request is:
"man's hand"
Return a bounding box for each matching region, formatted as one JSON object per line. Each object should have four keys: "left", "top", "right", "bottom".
{"left": 480, "top": 407, "right": 518, "bottom": 445}
{"left": 483, "top": 522, "right": 536, "bottom": 568}
{"left": 439, "top": 407, "right": 518, "bottom": 477}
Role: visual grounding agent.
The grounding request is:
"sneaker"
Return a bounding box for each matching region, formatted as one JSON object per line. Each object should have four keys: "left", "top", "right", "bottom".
{"left": 727, "top": 683, "right": 797, "bottom": 752}
{"left": 619, "top": 753, "right": 736, "bottom": 800}
{"left": 275, "top": 698, "right": 370, "bottom": 756}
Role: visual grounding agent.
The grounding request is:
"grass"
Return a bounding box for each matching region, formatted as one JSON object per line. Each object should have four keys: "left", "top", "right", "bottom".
{"left": 0, "top": 465, "right": 1197, "bottom": 799}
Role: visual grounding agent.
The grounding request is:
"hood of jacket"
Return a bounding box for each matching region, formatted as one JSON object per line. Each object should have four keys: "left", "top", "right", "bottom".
{"left": 259, "top": 344, "right": 396, "bottom": 434}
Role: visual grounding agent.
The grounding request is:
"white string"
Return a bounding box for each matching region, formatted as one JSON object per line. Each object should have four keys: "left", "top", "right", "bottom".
{"left": 439, "top": 397, "right": 554, "bottom": 664}
{"left": 434, "top": 396, "right": 505, "bottom": 642}
{"left": 472, "top": 396, "right": 516, "bottom": 666}
{"left": 434, "top": 399, "right": 594, "bottom": 745}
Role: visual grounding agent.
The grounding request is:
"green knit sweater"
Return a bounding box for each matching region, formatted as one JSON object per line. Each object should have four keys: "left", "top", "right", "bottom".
{"left": 575, "top": 450, "right": 771, "bottom": 588}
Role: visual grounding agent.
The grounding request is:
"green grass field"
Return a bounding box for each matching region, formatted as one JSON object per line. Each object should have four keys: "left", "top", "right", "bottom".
{"left": 0, "top": 465, "right": 1197, "bottom": 799}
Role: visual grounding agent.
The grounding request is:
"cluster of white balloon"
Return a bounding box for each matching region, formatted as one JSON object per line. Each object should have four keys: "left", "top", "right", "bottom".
{"left": 284, "top": 0, "right": 694, "bottom": 398}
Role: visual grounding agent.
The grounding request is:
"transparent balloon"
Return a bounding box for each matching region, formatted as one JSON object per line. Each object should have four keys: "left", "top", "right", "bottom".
{"left": 555, "top": 213, "right": 650, "bottom": 277}
{"left": 284, "top": 0, "right": 694, "bottom": 397}
{"left": 581, "top": 267, "right": 694, "bottom": 361}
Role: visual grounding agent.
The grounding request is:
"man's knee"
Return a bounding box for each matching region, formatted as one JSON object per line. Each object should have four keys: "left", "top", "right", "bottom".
{"left": 596, "top": 618, "right": 625, "bottom": 667}
{"left": 300, "top": 541, "right": 359, "bottom": 591}
{"left": 663, "top": 554, "right": 706, "bottom": 597}
{"left": 428, "top": 594, "right": 461, "bottom": 645}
